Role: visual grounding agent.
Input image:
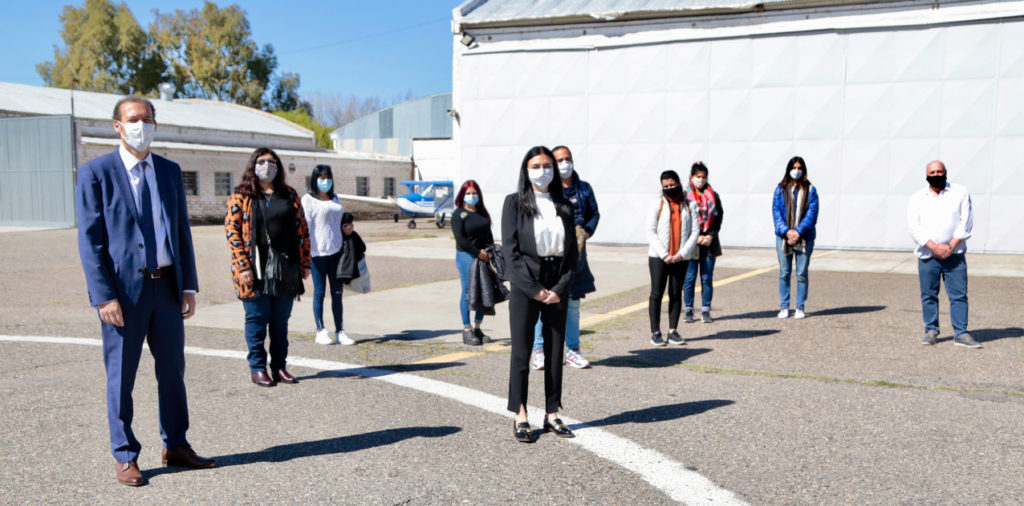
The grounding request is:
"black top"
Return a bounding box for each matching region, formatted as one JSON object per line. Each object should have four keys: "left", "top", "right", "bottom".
{"left": 452, "top": 208, "right": 494, "bottom": 255}
{"left": 254, "top": 193, "right": 298, "bottom": 274}
{"left": 500, "top": 193, "right": 578, "bottom": 299}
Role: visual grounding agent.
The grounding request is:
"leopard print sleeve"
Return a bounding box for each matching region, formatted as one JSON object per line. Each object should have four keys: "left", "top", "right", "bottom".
{"left": 225, "top": 192, "right": 257, "bottom": 300}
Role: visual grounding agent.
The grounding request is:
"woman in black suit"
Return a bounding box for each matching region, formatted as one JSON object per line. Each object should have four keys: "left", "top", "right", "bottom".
{"left": 502, "top": 145, "right": 579, "bottom": 443}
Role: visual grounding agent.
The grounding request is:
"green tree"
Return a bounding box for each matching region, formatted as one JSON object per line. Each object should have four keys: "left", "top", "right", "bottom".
{"left": 37, "top": 0, "right": 165, "bottom": 94}
{"left": 150, "top": 2, "right": 276, "bottom": 108}
{"left": 274, "top": 109, "right": 333, "bottom": 149}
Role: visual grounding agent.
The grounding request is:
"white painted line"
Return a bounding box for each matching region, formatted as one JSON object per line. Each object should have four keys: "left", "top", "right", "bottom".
{"left": 1, "top": 334, "right": 746, "bottom": 505}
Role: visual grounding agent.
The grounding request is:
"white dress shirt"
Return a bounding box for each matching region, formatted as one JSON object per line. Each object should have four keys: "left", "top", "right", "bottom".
{"left": 533, "top": 191, "right": 565, "bottom": 257}
{"left": 118, "top": 145, "right": 172, "bottom": 268}
{"left": 907, "top": 182, "right": 973, "bottom": 259}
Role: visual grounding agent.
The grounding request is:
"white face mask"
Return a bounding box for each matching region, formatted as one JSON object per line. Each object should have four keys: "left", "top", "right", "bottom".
{"left": 528, "top": 168, "right": 554, "bottom": 190}
{"left": 557, "top": 160, "right": 573, "bottom": 178}
{"left": 790, "top": 169, "right": 803, "bottom": 180}
{"left": 691, "top": 177, "right": 706, "bottom": 189}
{"left": 119, "top": 120, "right": 155, "bottom": 152}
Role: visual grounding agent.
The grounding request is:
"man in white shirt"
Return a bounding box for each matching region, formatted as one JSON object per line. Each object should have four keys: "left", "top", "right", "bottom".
{"left": 906, "top": 160, "right": 979, "bottom": 348}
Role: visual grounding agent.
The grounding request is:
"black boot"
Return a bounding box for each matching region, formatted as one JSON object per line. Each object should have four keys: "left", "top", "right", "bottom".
{"left": 463, "top": 328, "right": 482, "bottom": 346}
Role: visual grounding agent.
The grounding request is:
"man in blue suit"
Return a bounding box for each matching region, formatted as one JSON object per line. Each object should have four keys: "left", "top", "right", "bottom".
{"left": 77, "top": 96, "right": 216, "bottom": 486}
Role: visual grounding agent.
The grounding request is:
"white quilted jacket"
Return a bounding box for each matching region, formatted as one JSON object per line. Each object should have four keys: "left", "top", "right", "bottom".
{"left": 646, "top": 196, "right": 700, "bottom": 260}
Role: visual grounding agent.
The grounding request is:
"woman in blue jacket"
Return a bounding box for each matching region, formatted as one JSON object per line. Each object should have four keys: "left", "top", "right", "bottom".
{"left": 772, "top": 156, "right": 818, "bottom": 319}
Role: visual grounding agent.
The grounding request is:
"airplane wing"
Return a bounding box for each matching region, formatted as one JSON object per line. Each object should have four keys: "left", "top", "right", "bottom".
{"left": 334, "top": 194, "right": 397, "bottom": 208}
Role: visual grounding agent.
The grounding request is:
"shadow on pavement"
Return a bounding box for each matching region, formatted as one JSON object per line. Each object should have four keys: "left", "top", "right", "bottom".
{"left": 295, "top": 362, "right": 465, "bottom": 381}
{"left": 591, "top": 348, "right": 711, "bottom": 368}
{"left": 714, "top": 310, "right": 780, "bottom": 321}
{"left": 811, "top": 305, "right": 886, "bottom": 316}
{"left": 687, "top": 329, "right": 779, "bottom": 342}
{"left": 577, "top": 400, "right": 735, "bottom": 428}
{"left": 972, "top": 327, "right": 1024, "bottom": 343}
{"left": 367, "top": 329, "right": 461, "bottom": 343}
{"left": 144, "top": 426, "right": 462, "bottom": 477}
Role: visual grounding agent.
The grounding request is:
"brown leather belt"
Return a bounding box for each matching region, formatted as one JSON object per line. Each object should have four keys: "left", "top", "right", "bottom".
{"left": 140, "top": 266, "right": 174, "bottom": 279}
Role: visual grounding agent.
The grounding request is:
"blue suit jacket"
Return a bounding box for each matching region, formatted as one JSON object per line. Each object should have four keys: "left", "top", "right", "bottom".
{"left": 77, "top": 149, "right": 198, "bottom": 307}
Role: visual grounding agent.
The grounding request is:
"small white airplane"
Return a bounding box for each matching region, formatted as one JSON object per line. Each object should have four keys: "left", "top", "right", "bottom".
{"left": 336, "top": 180, "right": 456, "bottom": 229}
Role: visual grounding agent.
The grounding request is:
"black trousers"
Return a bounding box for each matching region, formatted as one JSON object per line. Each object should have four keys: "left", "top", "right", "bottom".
{"left": 507, "top": 259, "right": 567, "bottom": 414}
{"left": 649, "top": 256, "right": 686, "bottom": 333}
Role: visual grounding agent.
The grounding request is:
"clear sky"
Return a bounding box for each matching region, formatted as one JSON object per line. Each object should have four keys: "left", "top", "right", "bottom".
{"left": 0, "top": 0, "right": 458, "bottom": 101}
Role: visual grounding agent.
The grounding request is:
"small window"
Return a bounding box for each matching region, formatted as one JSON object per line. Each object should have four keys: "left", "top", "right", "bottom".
{"left": 383, "top": 177, "right": 395, "bottom": 197}
{"left": 356, "top": 176, "right": 369, "bottom": 196}
{"left": 214, "top": 172, "right": 232, "bottom": 196}
{"left": 183, "top": 171, "right": 198, "bottom": 196}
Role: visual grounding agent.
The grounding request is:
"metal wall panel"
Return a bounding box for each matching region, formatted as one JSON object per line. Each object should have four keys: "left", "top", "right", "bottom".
{"left": 0, "top": 115, "right": 75, "bottom": 227}
{"left": 457, "top": 18, "right": 1024, "bottom": 252}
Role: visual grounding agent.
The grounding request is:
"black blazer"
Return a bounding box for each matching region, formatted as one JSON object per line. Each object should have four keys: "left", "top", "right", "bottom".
{"left": 501, "top": 193, "right": 578, "bottom": 299}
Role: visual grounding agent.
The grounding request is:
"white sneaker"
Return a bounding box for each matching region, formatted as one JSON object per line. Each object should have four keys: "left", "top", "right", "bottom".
{"left": 777, "top": 309, "right": 789, "bottom": 319}
{"left": 315, "top": 329, "right": 336, "bottom": 345}
{"left": 337, "top": 330, "right": 355, "bottom": 346}
{"left": 530, "top": 350, "right": 545, "bottom": 370}
{"left": 565, "top": 348, "right": 591, "bottom": 369}
{"left": 794, "top": 309, "right": 806, "bottom": 319}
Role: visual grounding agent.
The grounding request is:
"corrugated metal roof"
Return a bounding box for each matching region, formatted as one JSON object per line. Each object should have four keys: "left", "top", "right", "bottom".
{"left": 0, "top": 81, "right": 312, "bottom": 139}
{"left": 331, "top": 93, "right": 452, "bottom": 157}
{"left": 455, "top": 0, "right": 888, "bottom": 27}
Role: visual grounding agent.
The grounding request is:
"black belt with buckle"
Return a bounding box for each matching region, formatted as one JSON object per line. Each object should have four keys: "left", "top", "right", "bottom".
{"left": 139, "top": 266, "right": 174, "bottom": 279}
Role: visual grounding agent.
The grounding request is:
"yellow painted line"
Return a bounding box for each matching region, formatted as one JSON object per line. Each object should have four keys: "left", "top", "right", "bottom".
{"left": 579, "top": 249, "right": 839, "bottom": 328}
{"left": 413, "top": 342, "right": 506, "bottom": 364}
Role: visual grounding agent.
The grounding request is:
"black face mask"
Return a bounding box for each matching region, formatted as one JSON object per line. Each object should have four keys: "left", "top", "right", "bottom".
{"left": 926, "top": 174, "right": 947, "bottom": 189}
{"left": 663, "top": 186, "right": 683, "bottom": 200}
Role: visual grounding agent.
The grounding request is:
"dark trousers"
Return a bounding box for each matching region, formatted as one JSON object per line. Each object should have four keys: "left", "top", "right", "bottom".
{"left": 101, "top": 276, "right": 189, "bottom": 463}
{"left": 507, "top": 259, "right": 566, "bottom": 414}
{"left": 242, "top": 293, "right": 294, "bottom": 372}
{"left": 649, "top": 256, "right": 686, "bottom": 332}
{"left": 311, "top": 252, "right": 344, "bottom": 332}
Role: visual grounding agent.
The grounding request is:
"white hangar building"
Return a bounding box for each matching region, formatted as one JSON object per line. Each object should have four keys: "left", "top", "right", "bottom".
{"left": 450, "top": 0, "right": 1024, "bottom": 253}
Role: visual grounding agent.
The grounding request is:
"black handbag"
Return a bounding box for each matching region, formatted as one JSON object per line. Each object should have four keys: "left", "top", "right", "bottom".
{"left": 258, "top": 196, "right": 304, "bottom": 298}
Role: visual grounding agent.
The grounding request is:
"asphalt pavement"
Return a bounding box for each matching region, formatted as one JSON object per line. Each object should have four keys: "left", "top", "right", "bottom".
{"left": 2, "top": 222, "right": 1023, "bottom": 504}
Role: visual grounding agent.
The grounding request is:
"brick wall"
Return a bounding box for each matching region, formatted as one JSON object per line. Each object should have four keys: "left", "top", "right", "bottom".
{"left": 79, "top": 141, "right": 413, "bottom": 223}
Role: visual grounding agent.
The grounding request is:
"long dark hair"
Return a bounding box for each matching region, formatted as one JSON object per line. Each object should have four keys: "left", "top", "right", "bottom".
{"left": 516, "top": 146, "right": 570, "bottom": 219}
{"left": 236, "top": 147, "right": 289, "bottom": 198}
{"left": 308, "top": 164, "right": 335, "bottom": 199}
{"left": 779, "top": 156, "right": 810, "bottom": 191}
{"left": 455, "top": 179, "right": 489, "bottom": 220}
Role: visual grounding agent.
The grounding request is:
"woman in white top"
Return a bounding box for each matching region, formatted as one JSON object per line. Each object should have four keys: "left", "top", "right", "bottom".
{"left": 502, "top": 146, "right": 578, "bottom": 443}
{"left": 645, "top": 170, "right": 700, "bottom": 347}
{"left": 301, "top": 165, "right": 355, "bottom": 345}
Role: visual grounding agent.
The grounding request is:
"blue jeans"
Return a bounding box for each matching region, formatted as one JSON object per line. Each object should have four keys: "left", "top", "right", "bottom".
{"left": 918, "top": 255, "right": 969, "bottom": 338}
{"left": 533, "top": 297, "right": 580, "bottom": 351}
{"left": 311, "top": 252, "right": 344, "bottom": 332}
{"left": 776, "top": 236, "right": 814, "bottom": 310}
{"left": 242, "top": 293, "right": 294, "bottom": 372}
{"left": 683, "top": 246, "right": 716, "bottom": 312}
{"left": 456, "top": 250, "right": 484, "bottom": 327}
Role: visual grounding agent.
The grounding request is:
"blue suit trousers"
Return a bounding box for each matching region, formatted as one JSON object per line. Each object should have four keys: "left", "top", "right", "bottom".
{"left": 101, "top": 276, "right": 189, "bottom": 463}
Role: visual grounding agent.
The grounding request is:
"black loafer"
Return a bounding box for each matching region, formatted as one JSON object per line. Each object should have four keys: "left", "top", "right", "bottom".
{"left": 543, "top": 417, "right": 574, "bottom": 438}
{"left": 513, "top": 421, "right": 533, "bottom": 443}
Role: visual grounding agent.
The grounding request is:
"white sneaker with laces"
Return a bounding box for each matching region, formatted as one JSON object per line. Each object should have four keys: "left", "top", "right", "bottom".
{"left": 530, "top": 350, "right": 545, "bottom": 370}
{"left": 337, "top": 330, "right": 355, "bottom": 346}
{"left": 315, "top": 329, "right": 336, "bottom": 345}
{"left": 794, "top": 309, "right": 806, "bottom": 319}
{"left": 565, "top": 348, "right": 591, "bottom": 369}
{"left": 777, "top": 309, "right": 789, "bottom": 319}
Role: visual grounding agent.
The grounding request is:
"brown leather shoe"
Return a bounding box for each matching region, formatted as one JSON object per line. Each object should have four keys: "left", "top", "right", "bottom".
{"left": 271, "top": 368, "right": 298, "bottom": 384}
{"left": 115, "top": 460, "right": 144, "bottom": 486}
{"left": 162, "top": 445, "right": 217, "bottom": 469}
{"left": 251, "top": 370, "right": 275, "bottom": 387}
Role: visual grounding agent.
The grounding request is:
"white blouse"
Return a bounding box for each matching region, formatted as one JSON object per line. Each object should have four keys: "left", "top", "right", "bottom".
{"left": 533, "top": 191, "right": 565, "bottom": 257}
{"left": 301, "top": 193, "right": 345, "bottom": 257}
